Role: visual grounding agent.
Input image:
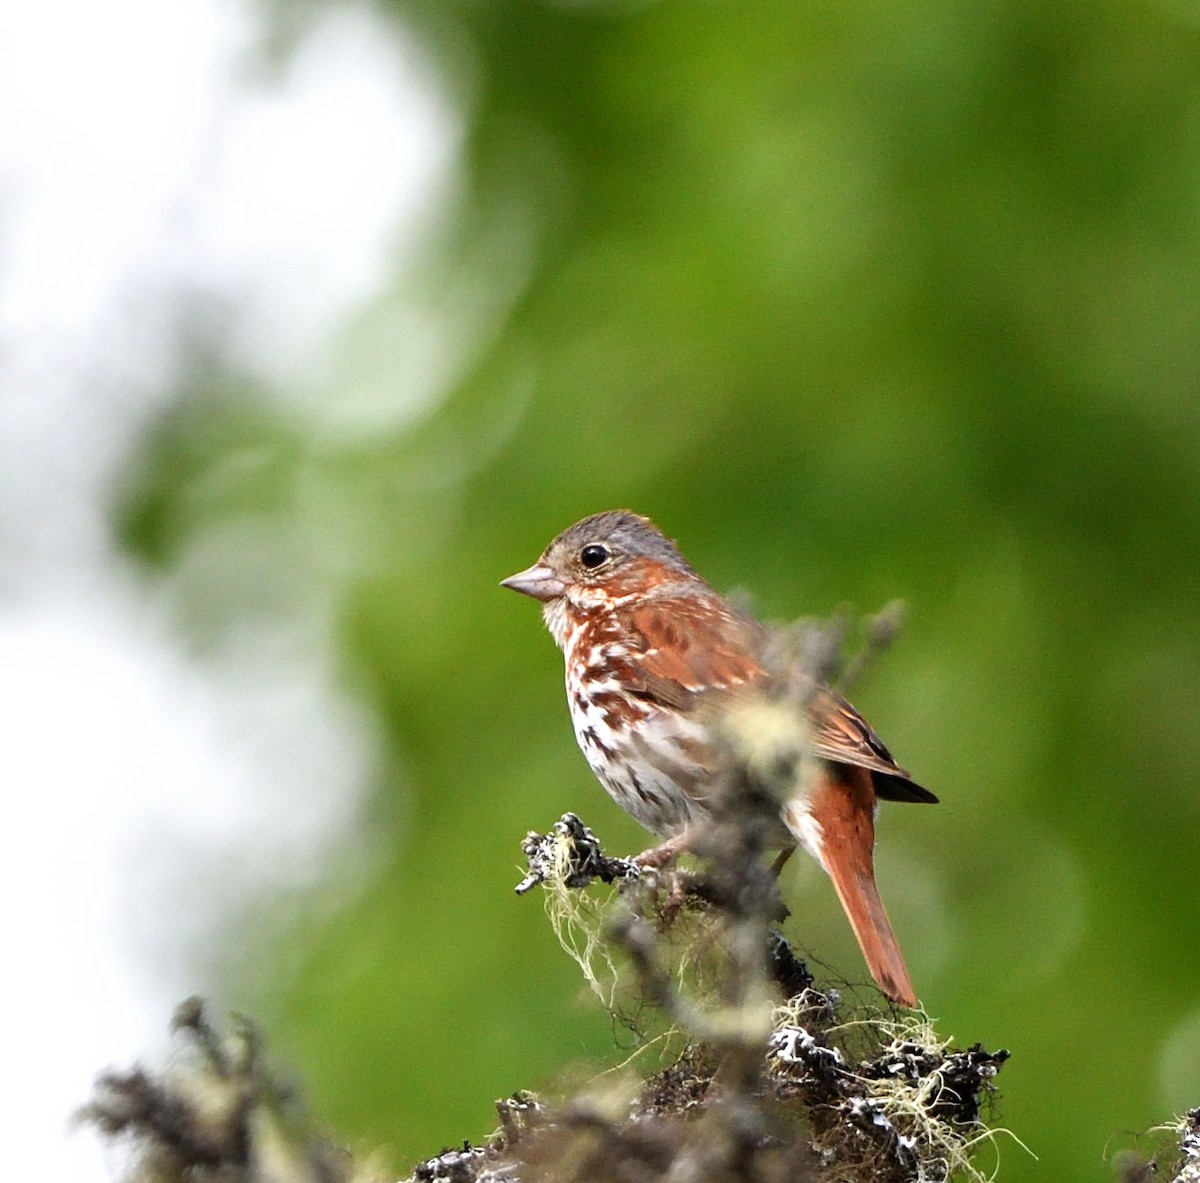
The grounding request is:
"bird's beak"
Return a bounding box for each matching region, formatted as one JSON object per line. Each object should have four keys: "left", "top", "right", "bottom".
{"left": 501, "top": 563, "right": 566, "bottom": 602}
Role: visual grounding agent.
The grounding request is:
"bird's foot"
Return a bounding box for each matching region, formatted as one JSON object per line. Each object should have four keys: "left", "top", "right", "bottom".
{"left": 632, "top": 830, "right": 691, "bottom": 869}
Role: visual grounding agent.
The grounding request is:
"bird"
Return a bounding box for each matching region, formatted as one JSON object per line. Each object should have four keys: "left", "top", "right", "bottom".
{"left": 501, "top": 509, "right": 936, "bottom": 1007}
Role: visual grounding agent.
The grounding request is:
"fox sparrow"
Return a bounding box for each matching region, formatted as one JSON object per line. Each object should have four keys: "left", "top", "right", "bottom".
{"left": 502, "top": 510, "right": 936, "bottom": 1007}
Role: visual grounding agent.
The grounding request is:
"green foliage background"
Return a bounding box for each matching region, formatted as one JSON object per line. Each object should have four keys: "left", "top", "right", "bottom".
{"left": 118, "top": 2, "right": 1200, "bottom": 1181}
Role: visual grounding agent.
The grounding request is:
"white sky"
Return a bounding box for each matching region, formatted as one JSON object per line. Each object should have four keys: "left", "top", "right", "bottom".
{"left": 0, "top": 0, "right": 459, "bottom": 1178}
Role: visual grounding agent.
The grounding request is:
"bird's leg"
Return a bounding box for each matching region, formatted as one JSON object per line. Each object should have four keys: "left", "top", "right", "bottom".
{"left": 632, "top": 830, "right": 696, "bottom": 923}
{"left": 770, "top": 844, "right": 797, "bottom": 878}
{"left": 633, "top": 829, "right": 694, "bottom": 869}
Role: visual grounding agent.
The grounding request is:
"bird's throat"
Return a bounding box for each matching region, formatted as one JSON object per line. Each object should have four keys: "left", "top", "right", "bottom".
{"left": 542, "top": 597, "right": 571, "bottom": 651}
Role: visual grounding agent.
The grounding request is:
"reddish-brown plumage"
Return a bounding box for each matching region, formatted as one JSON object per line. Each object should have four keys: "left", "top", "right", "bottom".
{"left": 809, "top": 765, "right": 917, "bottom": 1008}
{"left": 502, "top": 510, "right": 936, "bottom": 1007}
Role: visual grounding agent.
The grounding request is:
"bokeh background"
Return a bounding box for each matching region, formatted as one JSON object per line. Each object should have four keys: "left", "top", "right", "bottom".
{"left": 5, "top": 1, "right": 1200, "bottom": 1181}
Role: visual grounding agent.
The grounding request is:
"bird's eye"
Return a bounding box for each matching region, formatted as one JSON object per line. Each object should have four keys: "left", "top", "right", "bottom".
{"left": 579, "top": 543, "right": 610, "bottom": 570}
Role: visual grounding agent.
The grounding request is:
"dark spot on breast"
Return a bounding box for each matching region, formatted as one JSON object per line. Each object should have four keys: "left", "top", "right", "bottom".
{"left": 585, "top": 688, "right": 646, "bottom": 729}
{"left": 581, "top": 728, "right": 614, "bottom": 760}
{"left": 588, "top": 690, "right": 624, "bottom": 711}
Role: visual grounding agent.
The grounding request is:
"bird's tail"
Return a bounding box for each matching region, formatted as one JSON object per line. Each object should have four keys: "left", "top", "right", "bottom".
{"left": 823, "top": 839, "right": 917, "bottom": 1008}
{"left": 785, "top": 767, "right": 917, "bottom": 1008}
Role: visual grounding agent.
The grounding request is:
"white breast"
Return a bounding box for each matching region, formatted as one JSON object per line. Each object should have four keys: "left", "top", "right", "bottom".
{"left": 561, "top": 624, "right": 711, "bottom": 838}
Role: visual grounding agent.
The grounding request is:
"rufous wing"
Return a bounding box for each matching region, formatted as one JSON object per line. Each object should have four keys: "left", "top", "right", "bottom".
{"left": 808, "top": 686, "right": 938, "bottom": 804}
{"left": 622, "top": 595, "right": 767, "bottom": 709}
